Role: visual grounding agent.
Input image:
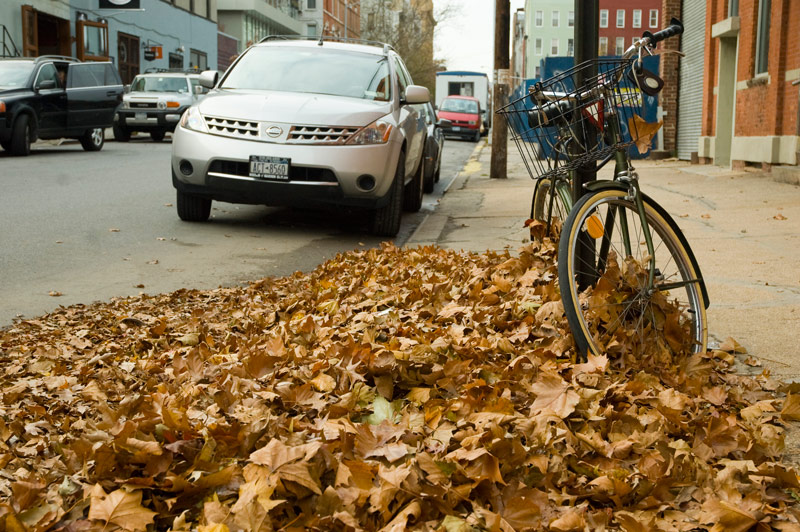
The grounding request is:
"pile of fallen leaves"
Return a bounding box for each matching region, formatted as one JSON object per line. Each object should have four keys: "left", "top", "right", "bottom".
{"left": 1, "top": 241, "right": 800, "bottom": 531}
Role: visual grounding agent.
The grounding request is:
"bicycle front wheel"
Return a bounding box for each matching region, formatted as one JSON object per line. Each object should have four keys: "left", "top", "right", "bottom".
{"left": 558, "top": 188, "right": 707, "bottom": 362}
{"left": 530, "top": 177, "right": 570, "bottom": 242}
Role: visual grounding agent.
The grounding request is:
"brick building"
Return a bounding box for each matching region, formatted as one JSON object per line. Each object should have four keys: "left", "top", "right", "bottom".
{"left": 598, "top": 0, "right": 661, "bottom": 56}
{"left": 698, "top": 0, "right": 800, "bottom": 168}
{"left": 323, "top": 0, "right": 360, "bottom": 39}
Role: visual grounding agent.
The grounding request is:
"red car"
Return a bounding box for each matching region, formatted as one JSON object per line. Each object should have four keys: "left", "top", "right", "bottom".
{"left": 437, "top": 95, "right": 482, "bottom": 142}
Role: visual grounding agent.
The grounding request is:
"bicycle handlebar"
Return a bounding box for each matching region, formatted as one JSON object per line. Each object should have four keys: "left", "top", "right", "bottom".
{"left": 642, "top": 17, "right": 684, "bottom": 46}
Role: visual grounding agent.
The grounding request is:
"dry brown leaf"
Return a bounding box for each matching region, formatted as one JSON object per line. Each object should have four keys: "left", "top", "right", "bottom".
{"left": 87, "top": 485, "right": 156, "bottom": 532}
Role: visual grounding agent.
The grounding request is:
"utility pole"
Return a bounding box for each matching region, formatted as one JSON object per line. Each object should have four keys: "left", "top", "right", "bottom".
{"left": 574, "top": 0, "right": 599, "bottom": 289}
{"left": 491, "top": 0, "right": 510, "bottom": 179}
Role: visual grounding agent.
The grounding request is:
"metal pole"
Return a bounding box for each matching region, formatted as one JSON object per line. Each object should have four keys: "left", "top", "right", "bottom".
{"left": 491, "top": 0, "right": 510, "bottom": 179}
{"left": 574, "top": 0, "right": 599, "bottom": 290}
{"left": 344, "top": 1, "right": 348, "bottom": 40}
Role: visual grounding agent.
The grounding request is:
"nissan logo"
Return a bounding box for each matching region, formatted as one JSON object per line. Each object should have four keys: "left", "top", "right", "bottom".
{"left": 266, "top": 126, "right": 282, "bottom": 138}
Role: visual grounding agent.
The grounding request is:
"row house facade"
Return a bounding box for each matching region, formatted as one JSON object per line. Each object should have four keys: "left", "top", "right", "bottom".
{"left": 1, "top": 0, "right": 219, "bottom": 83}
{"left": 697, "top": 0, "right": 799, "bottom": 168}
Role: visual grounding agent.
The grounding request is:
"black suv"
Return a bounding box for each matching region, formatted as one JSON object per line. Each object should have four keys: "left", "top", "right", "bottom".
{"left": 0, "top": 55, "right": 123, "bottom": 156}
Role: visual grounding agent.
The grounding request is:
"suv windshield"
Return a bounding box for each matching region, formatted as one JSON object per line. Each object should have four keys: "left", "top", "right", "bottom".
{"left": 440, "top": 98, "right": 479, "bottom": 114}
{"left": 0, "top": 62, "right": 35, "bottom": 90}
{"left": 221, "top": 46, "right": 391, "bottom": 102}
{"left": 131, "top": 76, "right": 189, "bottom": 93}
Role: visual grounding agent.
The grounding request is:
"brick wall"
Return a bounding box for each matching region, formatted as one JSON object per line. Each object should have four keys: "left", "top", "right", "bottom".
{"left": 660, "top": 0, "right": 680, "bottom": 152}
{"left": 703, "top": 0, "right": 800, "bottom": 140}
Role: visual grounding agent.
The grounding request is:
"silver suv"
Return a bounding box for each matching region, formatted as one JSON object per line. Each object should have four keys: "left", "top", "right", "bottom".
{"left": 114, "top": 70, "right": 207, "bottom": 142}
{"left": 170, "top": 38, "right": 429, "bottom": 236}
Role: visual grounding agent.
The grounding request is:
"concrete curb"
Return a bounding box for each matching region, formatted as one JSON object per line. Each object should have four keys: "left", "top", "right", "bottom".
{"left": 406, "top": 141, "right": 486, "bottom": 247}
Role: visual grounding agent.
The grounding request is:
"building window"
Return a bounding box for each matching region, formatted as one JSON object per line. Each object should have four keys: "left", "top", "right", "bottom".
{"left": 189, "top": 49, "right": 207, "bottom": 70}
{"left": 728, "top": 0, "right": 739, "bottom": 16}
{"left": 615, "top": 37, "right": 625, "bottom": 55}
{"left": 307, "top": 0, "right": 316, "bottom": 8}
{"left": 568, "top": 10, "right": 574, "bottom": 27}
{"left": 633, "top": 9, "right": 641, "bottom": 28}
{"left": 599, "top": 9, "right": 608, "bottom": 28}
{"left": 169, "top": 52, "right": 182, "bottom": 69}
{"left": 535, "top": 10, "right": 543, "bottom": 27}
{"left": 77, "top": 20, "right": 109, "bottom": 61}
{"left": 551, "top": 37, "right": 558, "bottom": 55}
{"left": 307, "top": 22, "right": 317, "bottom": 36}
{"left": 616, "top": 9, "right": 625, "bottom": 28}
{"left": 755, "top": 0, "right": 771, "bottom": 74}
{"left": 535, "top": 65, "right": 540, "bottom": 78}
{"left": 552, "top": 10, "right": 559, "bottom": 27}
{"left": 599, "top": 37, "right": 608, "bottom": 56}
{"left": 567, "top": 38, "right": 574, "bottom": 56}
{"left": 649, "top": 9, "right": 659, "bottom": 28}
{"left": 534, "top": 37, "right": 542, "bottom": 55}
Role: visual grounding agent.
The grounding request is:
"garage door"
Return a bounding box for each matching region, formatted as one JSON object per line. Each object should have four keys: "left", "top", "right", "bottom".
{"left": 677, "top": 0, "right": 706, "bottom": 160}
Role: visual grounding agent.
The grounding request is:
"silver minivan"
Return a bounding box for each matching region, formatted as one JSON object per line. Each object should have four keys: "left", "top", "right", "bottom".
{"left": 170, "top": 38, "right": 429, "bottom": 237}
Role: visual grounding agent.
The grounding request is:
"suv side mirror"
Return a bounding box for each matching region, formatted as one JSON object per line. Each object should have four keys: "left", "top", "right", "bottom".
{"left": 404, "top": 85, "right": 430, "bottom": 105}
{"left": 199, "top": 70, "right": 218, "bottom": 89}
{"left": 37, "top": 79, "right": 56, "bottom": 91}
{"left": 124, "top": 84, "right": 131, "bottom": 93}
{"left": 436, "top": 118, "right": 452, "bottom": 129}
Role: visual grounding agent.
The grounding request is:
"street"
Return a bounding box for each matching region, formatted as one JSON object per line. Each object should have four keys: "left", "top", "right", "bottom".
{"left": 0, "top": 136, "right": 480, "bottom": 326}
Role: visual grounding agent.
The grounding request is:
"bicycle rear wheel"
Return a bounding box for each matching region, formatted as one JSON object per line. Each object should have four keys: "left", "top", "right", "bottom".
{"left": 558, "top": 188, "right": 707, "bottom": 362}
{"left": 530, "top": 177, "right": 570, "bottom": 242}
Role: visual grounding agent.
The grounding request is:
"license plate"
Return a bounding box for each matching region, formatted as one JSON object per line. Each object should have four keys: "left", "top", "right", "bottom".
{"left": 134, "top": 112, "right": 146, "bottom": 121}
{"left": 452, "top": 126, "right": 461, "bottom": 131}
{"left": 249, "top": 156, "right": 290, "bottom": 181}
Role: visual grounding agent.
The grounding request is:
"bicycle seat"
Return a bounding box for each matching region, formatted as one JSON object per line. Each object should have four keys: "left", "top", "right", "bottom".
{"left": 527, "top": 100, "right": 572, "bottom": 128}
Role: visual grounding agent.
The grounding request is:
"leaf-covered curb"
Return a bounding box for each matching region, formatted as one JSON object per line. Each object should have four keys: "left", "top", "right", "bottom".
{"left": 1, "top": 242, "right": 798, "bottom": 531}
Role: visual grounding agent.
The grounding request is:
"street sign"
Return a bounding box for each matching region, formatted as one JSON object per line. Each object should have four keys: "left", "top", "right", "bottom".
{"left": 99, "top": 0, "right": 141, "bottom": 8}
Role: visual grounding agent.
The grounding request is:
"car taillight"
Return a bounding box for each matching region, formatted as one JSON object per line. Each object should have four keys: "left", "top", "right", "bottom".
{"left": 0, "top": 101, "right": 5, "bottom": 113}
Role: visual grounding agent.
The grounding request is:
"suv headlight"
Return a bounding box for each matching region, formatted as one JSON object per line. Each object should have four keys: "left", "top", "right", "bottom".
{"left": 346, "top": 117, "right": 393, "bottom": 145}
{"left": 180, "top": 106, "right": 208, "bottom": 133}
{"left": 122, "top": 100, "right": 130, "bottom": 109}
{"left": 157, "top": 101, "right": 167, "bottom": 110}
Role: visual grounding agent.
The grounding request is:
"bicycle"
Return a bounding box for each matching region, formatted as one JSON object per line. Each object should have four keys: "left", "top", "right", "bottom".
{"left": 498, "top": 19, "right": 709, "bottom": 362}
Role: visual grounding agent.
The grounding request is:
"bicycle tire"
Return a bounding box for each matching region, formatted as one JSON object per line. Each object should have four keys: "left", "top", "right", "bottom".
{"left": 530, "top": 177, "right": 569, "bottom": 242}
{"left": 558, "top": 188, "right": 707, "bottom": 362}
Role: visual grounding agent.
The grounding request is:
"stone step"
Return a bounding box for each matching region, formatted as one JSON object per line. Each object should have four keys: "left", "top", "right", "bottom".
{"left": 773, "top": 165, "right": 800, "bottom": 186}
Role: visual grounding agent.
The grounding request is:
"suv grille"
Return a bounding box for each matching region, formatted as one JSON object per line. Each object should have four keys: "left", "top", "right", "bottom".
{"left": 130, "top": 102, "right": 157, "bottom": 109}
{"left": 205, "top": 116, "right": 260, "bottom": 139}
{"left": 208, "top": 160, "right": 338, "bottom": 184}
{"left": 288, "top": 126, "right": 359, "bottom": 145}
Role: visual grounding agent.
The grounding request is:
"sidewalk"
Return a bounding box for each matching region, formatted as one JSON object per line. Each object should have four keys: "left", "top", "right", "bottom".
{"left": 407, "top": 140, "right": 800, "bottom": 380}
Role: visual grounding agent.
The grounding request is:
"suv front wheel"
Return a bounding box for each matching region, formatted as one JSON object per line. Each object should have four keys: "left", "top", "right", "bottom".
{"left": 80, "top": 128, "right": 105, "bottom": 151}
{"left": 113, "top": 124, "right": 131, "bottom": 142}
{"left": 10, "top": 114, "right": 32, "bottom": 156}
{"left": 370, "top": 150, "right": 405, "bottom": 237}
{"left": 177, "top": 190, "right": 212, "bottom": 221}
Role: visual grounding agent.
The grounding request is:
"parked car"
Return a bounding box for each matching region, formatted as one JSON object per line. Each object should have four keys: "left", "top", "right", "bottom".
{"left": 0, "top": 55, "right": 123, "bottom": 156}
{"left": 171, "top": 38, "right": 430, "bottom": 237}
{"left": 114, "top": 69, "right": 208, "bottom": 142}
{"left": 437, "top": 95, "right": 482, "bottom": 142}
{"left": 414, "top": 101, "right": 451, "bottom": 193}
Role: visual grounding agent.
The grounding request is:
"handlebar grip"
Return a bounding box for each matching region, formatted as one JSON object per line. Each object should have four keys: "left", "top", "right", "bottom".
{"left": 642, "top": 17, "right": 684, "bottom": 46}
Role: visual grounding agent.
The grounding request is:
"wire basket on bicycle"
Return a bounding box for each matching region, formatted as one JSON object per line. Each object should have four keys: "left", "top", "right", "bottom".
{"left": 498, "top": 58, "right": 649, "bottom": 182}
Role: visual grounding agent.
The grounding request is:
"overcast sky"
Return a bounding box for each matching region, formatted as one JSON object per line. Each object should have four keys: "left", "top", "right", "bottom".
{"left": 433, "top": 0, "right": 526, "bottom": 79}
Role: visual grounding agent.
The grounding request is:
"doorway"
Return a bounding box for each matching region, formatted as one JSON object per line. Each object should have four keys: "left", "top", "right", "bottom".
{"left": 117, "top": 32, "right": 140, "bottom": 85}
{"left": 21, "top": 6, "right": 70, "bottom": 57}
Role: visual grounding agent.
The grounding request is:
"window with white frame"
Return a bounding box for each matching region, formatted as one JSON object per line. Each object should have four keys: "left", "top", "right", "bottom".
{"left": 649, "top": 9, "right": 658, "bottom": 28}
{"left": 617, "top": 9, "right": 625, "bottom": 28}
{"left": 615, "top": 37, "right": 625, "bottom": 55}
{"left": 551, "top": 37, "right": 559, "bottom": 55}
{"left": 600, "top": 9, "right": 608, "bottom": 28}
{"left": 568, "top": 11, "right": 574, "bottom": 27}
{"left": 633, "top": 9, "right": 641, "bottom": 28}
{"left": 535, "top": 65, "right": 540, "bottom": 78}
{"left": 755, "top": 0, "right": 771, "bottom": 74}
{"left": 307, "top": 0, "right": 316, "bottom": 8}
{"left": 599, "top": 37, "right": 608, "bottom": 56}
{"left": 567, "top": 38, "right": 574, "bottom": 56}
{"left": 535, "top": 37, "right": 542, "bottom": 55}
{"left": 535, "top": 10, "right": 543, "bottom": 27}
{"left": 552, "top": 10, "right": 559, "bottom": 27}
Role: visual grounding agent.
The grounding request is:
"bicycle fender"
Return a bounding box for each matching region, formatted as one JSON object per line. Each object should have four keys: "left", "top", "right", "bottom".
{"left": 580, "top": 180, "right": 709, "bottom": 309}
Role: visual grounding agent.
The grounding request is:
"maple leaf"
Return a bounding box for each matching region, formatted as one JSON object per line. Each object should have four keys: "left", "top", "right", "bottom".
{"left": 87, "top": 484, "right": 156, "bottom": 532}
{"left": 530, "top": 372, "right": 580, "bottom": 419}
{"left": 701, "top": 498, "right": 761, "bottom": 532}
{"left": 782, "top": 394, "right": 800, "bottom": 421}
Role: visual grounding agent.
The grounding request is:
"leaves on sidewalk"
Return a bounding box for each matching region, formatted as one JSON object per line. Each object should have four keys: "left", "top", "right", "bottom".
{"left": 1, "top": 241, "right": 799, "bottom": 530}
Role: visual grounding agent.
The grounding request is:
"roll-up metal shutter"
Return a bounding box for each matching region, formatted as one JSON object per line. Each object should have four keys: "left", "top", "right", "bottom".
{"left": 677, "top": 0, "right": 707, "bottom": 160}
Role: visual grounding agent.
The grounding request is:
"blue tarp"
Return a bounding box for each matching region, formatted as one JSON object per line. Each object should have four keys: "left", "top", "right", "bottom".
{"left": 509, "top": 55, "right": 661, "bottom": 159}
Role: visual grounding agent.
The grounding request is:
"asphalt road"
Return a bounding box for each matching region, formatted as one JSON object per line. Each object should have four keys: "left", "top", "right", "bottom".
{"left": 0, "top": 135, "right": 480, "bottom": 326}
